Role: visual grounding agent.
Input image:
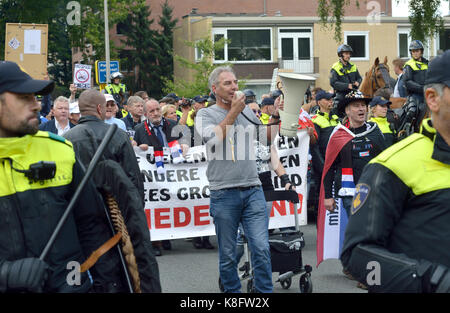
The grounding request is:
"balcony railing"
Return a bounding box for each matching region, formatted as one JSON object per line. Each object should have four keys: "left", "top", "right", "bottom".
{"left": 277, "top": 57, "right": 319, "bottom": 74}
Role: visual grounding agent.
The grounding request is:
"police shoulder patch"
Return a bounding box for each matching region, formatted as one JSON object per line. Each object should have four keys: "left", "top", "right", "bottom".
{"left": 351, "top": 183, "right": 370, "bottom": 215}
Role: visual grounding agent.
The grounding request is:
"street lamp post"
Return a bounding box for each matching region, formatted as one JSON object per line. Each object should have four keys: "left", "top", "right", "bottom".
{"left": 104, "top": 0, "right": 110, "bottom": 84}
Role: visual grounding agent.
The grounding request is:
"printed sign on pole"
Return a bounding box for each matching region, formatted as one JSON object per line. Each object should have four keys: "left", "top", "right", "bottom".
{"left": 73, "top": 63, "right": 92, "bottom": 89}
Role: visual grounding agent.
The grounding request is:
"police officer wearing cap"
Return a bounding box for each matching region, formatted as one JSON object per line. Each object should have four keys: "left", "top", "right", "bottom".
{"left": 330, "top": 44, "right": 363, "bottom": 117}
{"left": 368, "top": 96, "right": 396, "bottom": 147}
{"left": 310, "top": 90, "right": 340, "bottom": 199}
{"left": 0, "top": 61, "right": 127, "bottom": 292}
{"left": 340, "top": 50, "right": 450, "bottom": 293}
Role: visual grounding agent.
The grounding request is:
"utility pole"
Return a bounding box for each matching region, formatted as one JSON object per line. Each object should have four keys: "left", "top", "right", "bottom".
{"left": 104, "top": 0, "right": 111, "bottom": 84}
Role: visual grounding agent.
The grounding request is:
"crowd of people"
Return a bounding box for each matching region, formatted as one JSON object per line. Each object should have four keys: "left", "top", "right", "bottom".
{"left": 0, "top": 40, "right": 448, "bottom": 293}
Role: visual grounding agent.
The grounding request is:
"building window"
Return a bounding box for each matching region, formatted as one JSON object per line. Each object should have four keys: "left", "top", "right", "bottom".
{"left": 214, "top": 34, "right": 225, "bottom": 61}
{"left": 213, "top": 28, "right": 272, "bottom": 63}
{"left": 116, "top": 18, "right": 131, "bottom": 35}
{"left": 344, "top": 31, "right": 369, "bottom": 61}
{"left": 438, "top": 28, "right": 450, "bottom": 52}
{"left": 195, "top": 41, "right": 204, "bottom": 62}
{"left": 119, "top": 50, "right": 134, "bottom": 73}
{"left": 298, "top": 38, "right": 310, "bottom": 60}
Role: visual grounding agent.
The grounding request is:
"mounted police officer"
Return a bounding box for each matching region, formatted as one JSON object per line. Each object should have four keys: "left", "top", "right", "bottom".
{"left": 341, "top": 50, "right": 450, "bottom": 293}
{"left": 330, "top": 44, "right": 363, "bottom": 118}
{"left": 105, "top": 72, "right": 127, "bottom": 117}
{"left": 400, "top": 40, "right": 429, "bottom": 134}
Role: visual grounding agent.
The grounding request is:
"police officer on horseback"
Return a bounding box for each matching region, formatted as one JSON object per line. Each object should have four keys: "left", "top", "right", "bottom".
{"left": 330, "top": 44, "right": 363, "bottom": 118}
{"left": 398, "top": 40, "right": 429, "bottom": 136}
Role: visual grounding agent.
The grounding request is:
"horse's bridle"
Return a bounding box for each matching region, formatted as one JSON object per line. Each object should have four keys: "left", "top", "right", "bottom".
{"left": 371, "top": 64, "right": 391, "bottom": 92}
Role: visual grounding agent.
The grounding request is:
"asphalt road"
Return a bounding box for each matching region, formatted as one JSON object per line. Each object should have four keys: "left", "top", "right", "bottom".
{"left": 157, "top": 222, "right": 366, "bottom": 293}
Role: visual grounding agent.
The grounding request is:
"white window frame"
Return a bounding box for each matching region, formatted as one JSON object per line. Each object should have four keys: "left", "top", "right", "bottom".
{"left": 212, "top": 27, "right": 273, "bottom": 64}
{"left": 277, "top": 27, "right": 314, "bottom": 60}
{"left": 194, "top": 40, "right": 204, "bottom": 62}
{"left": 397, "top": 28, "right": 411, "bottom": 59}
{"left": 344, "top": 31, "right": 369, "bottom": 61}
{"left": 397, "top": 27, "right": 432, "bottom": 59}
{"left": 212, "top": 28, "right": 227, "bottom": 63}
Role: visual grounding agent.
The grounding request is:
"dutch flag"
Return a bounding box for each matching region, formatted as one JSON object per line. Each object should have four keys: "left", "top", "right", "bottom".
{"left": 317, "top": 124, "right": 355, "bottom": 267}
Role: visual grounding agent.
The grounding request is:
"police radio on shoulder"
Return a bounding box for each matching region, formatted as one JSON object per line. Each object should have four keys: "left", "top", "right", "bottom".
{"left": 11, "top": 161, "right": 56, "bottom": 183}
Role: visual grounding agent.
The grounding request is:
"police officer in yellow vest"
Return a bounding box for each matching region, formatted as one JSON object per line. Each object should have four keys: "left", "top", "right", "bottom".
{"left": 105, "top": 72, "right": 127, "bottom": 117}
{"left": 330, "top": 44, "right": 362, "bottom": 118}
{"left": 311, "top": 90, "right": 340, "bottom": 178}
{"left": 403, "top": 40, "right": 428, "bottom": 103}
{"left": 341, "top": 50, "right": 450, "bottom": 293}
{"left": 368, "top": 96, "right": 396, "bottom": 147}
{"left": 0, "top": 61, "right": 127, "bottom": 292}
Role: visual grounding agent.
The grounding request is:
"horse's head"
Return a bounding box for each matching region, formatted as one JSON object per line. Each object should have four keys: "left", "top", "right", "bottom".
{"left": 361, "top": 56, "right": 393, "bottom": 97}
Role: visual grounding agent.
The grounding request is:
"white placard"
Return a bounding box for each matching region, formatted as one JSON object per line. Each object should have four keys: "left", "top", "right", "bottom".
{"left": 73, "top": 64, "right": 92, "bottom": 89}
{"left": 24, "top": 30, "right": 41, "bottom": 54}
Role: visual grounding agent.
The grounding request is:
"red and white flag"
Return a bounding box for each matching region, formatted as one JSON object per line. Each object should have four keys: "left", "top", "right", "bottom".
{"left": 316, "top": 124, "right": 355, "bottom": 267}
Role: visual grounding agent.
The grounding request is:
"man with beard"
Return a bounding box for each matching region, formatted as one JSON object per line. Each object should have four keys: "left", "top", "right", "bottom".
{"left": 0, "top": 61, "right": 127, "bottom": 292}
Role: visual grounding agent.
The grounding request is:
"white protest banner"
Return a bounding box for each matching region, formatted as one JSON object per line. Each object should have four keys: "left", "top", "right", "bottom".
{"left": 136, "top": 130, "right": 310, "bottom": 241}
{"left": 73, "top": 63, "right": 92, "bottom": 89}
{"left": 270, "top": 129, "right": 309, "bottom": 228}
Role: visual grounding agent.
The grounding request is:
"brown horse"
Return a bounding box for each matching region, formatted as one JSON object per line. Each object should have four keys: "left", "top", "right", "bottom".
{"left": 360, "top": 56, "right": 406, "bottom": 109}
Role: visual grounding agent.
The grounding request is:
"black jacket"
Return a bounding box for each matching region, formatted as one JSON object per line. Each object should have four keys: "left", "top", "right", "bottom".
{"left": 330, "top": 60, "right": 362, "bottom": 99}
{"left": 93, "top": 160, "right": 161, "bottom": 293}
{"left": 134, "top": 118, "right": 186, "bottom": 148}
{"left": 341, "top": 123, "right": 450, "bottom": 292}
{"left": 403, "top": 57, "right": 429, "bottom": 96}
{"left": 324, "top": 122, "right": 387, "bottom": 198}
{"left": 64, "top": 116, "right": 144, "bottom": 202}
{"left": 0, "top": 132, "right": 124, "bottom": 292}
{"left": 39, "top": 119, "right": 75, "bottom": 135}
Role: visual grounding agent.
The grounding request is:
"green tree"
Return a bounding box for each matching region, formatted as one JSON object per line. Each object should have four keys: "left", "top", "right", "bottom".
{"left": 67, "top": 0, "right": 132, "bottom": 63}
{"left": 162, "top": 37, "right": 247, "bottom": 98}
{"left": 317, "top": 0, "right": 446, "bottom": 43}
{"left": 0, "top": 0, "right": 72, "bottom": 95}
{"left": 119, "top": 0, "right": 159, "bottom": 94}
{"left": 156, "top": 0, "right": 178, "bottom": 86}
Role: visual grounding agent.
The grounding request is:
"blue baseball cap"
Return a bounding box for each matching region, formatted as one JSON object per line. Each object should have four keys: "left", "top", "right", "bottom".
{"left": 0, "top": 61, "right": 54, "bottom": 95}
{"left": 261, "top": 97, "right": 275, "bottom": 107}
{"left": 193, "top": 95, "right": 207, "bottom": 103}
{"left": 166, "top": 92, "right": 181, "bottom": 101}
{"left": 315, "top": 90, "right": 333, "bottom": 101}
{"left": 369, "top": 96, "right": 392, "bottom": 107}
{"left": 425, "top": 50, "right": 450, "bottom": 87}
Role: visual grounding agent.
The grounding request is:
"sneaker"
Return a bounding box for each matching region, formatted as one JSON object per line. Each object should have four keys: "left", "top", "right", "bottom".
{"left": 342, "top": 269, "right": 356, "bottom": 281}
{"left": 357, "top": 282, "right": 368, "bottom": 290}
{"left": 193, "top": 237, "right": 203, "bottom": 249}
{"left": 202, "top": 238, "right": 215, "bottom": 250}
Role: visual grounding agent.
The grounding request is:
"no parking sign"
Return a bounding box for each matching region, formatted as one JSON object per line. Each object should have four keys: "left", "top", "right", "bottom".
{"left": 74, "top": 63, "right": 92, "bottom": 89}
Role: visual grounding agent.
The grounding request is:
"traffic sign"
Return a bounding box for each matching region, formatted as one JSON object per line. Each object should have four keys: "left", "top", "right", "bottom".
{"left": 74, "top": 63, "right": 92, "bottom": 89}
{"left": 95, "top": 60, "right": 120, "bottom": 84}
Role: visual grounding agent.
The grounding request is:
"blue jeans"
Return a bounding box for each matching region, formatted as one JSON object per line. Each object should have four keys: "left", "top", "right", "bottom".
{"left": 210, "top": 186, "right": 273, "bottom": 293}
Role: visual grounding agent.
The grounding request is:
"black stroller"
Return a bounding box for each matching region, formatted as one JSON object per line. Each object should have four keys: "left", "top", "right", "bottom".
{"left": 219, "top": 190, "right": 313, "bottom": 293}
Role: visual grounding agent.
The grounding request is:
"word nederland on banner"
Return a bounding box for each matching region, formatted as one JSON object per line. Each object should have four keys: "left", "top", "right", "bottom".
{"left": 316, "top": 198, "right": 349, "bottom": 266}
{"left": 134, "top": 130, "right": 310, "bottom": 241}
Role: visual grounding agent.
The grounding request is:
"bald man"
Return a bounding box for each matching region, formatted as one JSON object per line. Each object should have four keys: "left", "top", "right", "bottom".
{"left": 64, "top": 89, "right": 162, "bottom": 292}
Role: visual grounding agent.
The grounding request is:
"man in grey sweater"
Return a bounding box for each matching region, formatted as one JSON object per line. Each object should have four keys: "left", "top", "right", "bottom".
{"left": 195, "top": 66, "right": 278, "bottom": 293}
